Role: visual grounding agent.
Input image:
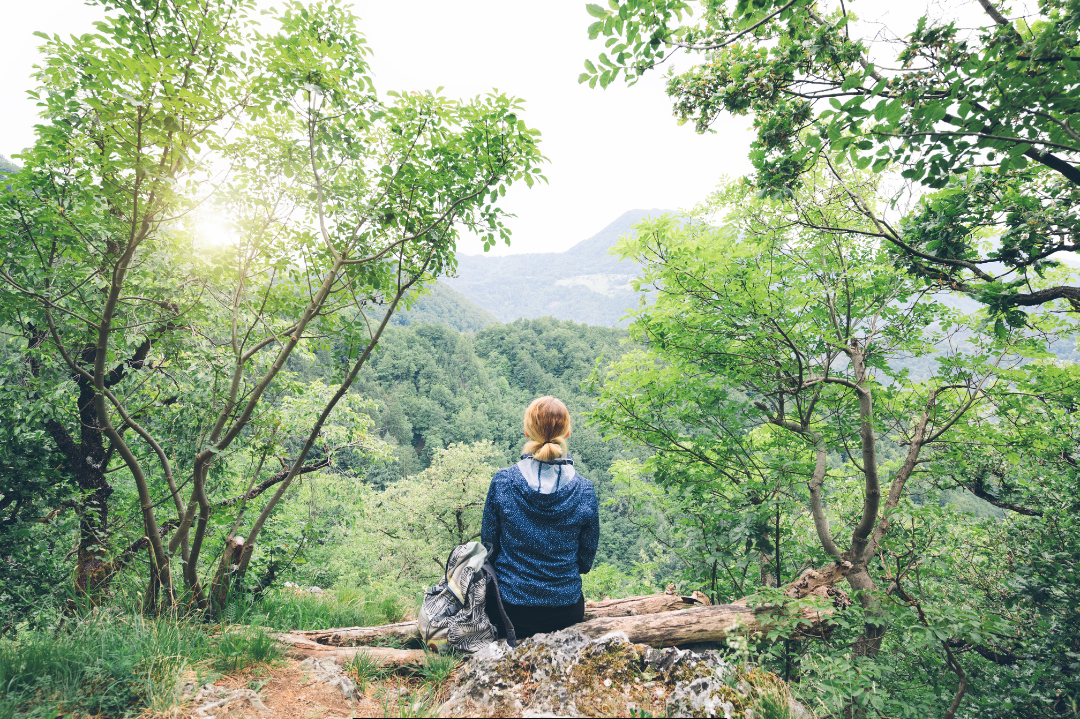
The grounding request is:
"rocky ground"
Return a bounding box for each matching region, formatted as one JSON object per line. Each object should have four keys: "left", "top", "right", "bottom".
{"left": 175, "top": 657, "right": 451, "bottom": 718}
{"left": 176, "top": 627, "right": 806, "bottom": 719}
{"left": 439, "top": 628, "right": 806, "bottom": 718}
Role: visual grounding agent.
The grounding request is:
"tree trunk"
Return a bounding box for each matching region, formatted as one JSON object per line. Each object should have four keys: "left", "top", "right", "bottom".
{"left": 210, "top": 535, "right": 245, "bottom": 612}
{"left": 43, "top": 379, "right": 114, "bottom": 599}
{"left": 276, "top": 632, "right": 428, "bottom": 666}
{"left": 280, "top": 620, "right": 422, "bottom": 648}
{"left": 583, "top": 590, "right": 712, "bottom": 619}
{"left": 578, "top": 561, "right": 852, "bottom": 647}
{"left": 143, "top": 544, "right": 160, "bottom": 615}
{"left": 277, "top": 561, "right": 852, "bottom": 663}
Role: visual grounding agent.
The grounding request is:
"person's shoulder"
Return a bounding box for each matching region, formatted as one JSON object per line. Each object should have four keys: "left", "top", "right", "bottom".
{"left": 492, "top": 465, "right": 520, "bottom": 485}
{"left": 570, "top": 472, "right": 596, "bottom": 495}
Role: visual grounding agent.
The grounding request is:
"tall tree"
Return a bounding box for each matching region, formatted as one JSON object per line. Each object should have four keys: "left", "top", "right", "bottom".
{"left": 0, "top": 0, "right": 544, "bottom": 609}
{"left": 590, "top": 165, "right": 1061, "bottom": 659}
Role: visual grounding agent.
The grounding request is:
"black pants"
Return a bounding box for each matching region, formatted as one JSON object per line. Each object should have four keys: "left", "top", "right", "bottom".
{"left": 486, "top": 591, "right": 585, "bottom": 639}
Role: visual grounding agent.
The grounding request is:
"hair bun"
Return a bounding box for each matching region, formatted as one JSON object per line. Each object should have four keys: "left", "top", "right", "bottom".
{"left": 523, "top": 396, "right": 571, "bottom": 462}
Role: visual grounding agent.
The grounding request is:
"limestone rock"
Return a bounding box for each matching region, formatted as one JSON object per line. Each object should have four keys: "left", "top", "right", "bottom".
{"left": 438, "top": 628, "right": 808, "bottom": 718}
{"left": 192, "top": 683, "right": 270, "bottom": 717}
{"left": 297, "top": 656, "right": 358, "bottom": 700}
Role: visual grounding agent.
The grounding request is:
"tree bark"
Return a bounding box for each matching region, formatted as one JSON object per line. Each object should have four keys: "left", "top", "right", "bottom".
{"left": 277, "top": 561, "right": 852, "bottom": 663}
{"left": 280, "top": 620, "right": 423, "bottom": 647}
{"left": 210, "top": 535, "right": 246, "bottom": 612}
{"left": 582, "top": 590, "right": 712, "bottom": 620}
{"left": 276, "top": 632, "right": 427, "bottom": 667}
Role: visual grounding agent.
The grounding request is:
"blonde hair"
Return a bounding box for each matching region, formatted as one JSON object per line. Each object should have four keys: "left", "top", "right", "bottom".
{"left": 523, "top": 396, "right": 571, "bottom": 462}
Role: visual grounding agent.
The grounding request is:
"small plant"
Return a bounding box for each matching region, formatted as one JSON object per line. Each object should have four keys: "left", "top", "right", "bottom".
{"left": 139, "top": 654, "right": 190, "bottom": 714}
{"left": 212, "top": 626, "right": 280, "bottom": 672}
{"left": 753, "top": 688, "right": 796, "bottom": 719}
{"left": 378, "top": 684, "right": 439, "bottom": 718}
{"left": 345, "top": 649, "right": 387, "bottom": 692}
{"left": 419, "top": 649, "right": 461, "bottom": 687}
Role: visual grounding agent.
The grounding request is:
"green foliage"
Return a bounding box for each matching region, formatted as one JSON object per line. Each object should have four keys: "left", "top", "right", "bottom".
{"left": 345, "top": 649, "right": 390, "bottom": 692}
{"left": 582, "top": 0, "right": 1080, "bottom": 316}
{"left": 418, "top": 650, "right": 462, "bottom": 687}
{"left": 590, "top": 165, "right": 1078, "bottom": 716}
{"left": 0, "top": 0, "right": 545, "bottom": 611}
{"left": 229, "top": 585, "right": 410, "bottom": 632}
{"left": 0, "top": 610, "right": 214, "bottom": 717}
{"left": 347, "top": 441, "right": 498, "bottom": 591}
{"left": 580, "top": 561, "right": 656, "bottom": 600}
{"left": 212, "top": 625, "right": 280, "bottom": 671}
{"left": 0, "top": 421, "right": 78, "bottom": 631}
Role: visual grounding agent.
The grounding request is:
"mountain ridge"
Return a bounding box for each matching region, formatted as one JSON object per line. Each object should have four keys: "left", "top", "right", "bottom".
{"left": 444, "top": 209, "right": 661, "bottom": 326}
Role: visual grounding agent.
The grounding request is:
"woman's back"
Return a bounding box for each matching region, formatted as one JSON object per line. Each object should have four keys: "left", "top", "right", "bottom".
{"left": 481, "top": 460, "right": 599, "bottom": 606}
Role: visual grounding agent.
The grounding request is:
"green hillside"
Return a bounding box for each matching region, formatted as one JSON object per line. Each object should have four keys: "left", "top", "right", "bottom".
{"left": 391, "top": 281, "right": 497, "bottom": 333}
{"left": 295, "top": 318, "right": 656, "bottom": 575}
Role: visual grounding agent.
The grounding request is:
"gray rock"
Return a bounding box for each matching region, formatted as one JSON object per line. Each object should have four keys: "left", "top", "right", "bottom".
{"left": 298, "top": 656, "right": 358, "bottom": 700}
{"left": 192, "top": 684, "right": 269, "bottom": 717}
{"left": 438, "top": 627, "right": 804, "bottom": 719}
{"left": 666, "top": 676, "right": 737, "bottom": 718}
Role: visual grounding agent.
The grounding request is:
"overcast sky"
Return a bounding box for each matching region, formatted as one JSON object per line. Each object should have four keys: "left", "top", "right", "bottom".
{"left": 0, "top": 0, "right": 755, "bottom": 256}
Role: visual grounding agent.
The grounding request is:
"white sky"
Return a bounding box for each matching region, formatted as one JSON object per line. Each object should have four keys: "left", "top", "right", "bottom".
{"left": 0, "top": 0, "right": 755, "bottom": 256}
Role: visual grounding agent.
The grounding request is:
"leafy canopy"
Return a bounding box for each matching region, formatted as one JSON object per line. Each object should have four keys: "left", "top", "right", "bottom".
{"left": 582, "top": 0, "right": 1080, "bottom": 316}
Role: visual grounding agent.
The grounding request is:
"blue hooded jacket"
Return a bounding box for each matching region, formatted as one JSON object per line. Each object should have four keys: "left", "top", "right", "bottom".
{"left": 480, "top": 462, "right": 600, "bottom": 606}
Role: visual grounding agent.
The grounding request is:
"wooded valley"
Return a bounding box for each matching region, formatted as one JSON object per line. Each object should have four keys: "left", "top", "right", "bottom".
{"left": 1, "top": 0, "right": 1078, "bottom": 717}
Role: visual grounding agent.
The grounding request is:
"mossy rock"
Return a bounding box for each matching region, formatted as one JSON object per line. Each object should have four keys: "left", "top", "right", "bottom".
{"left": 437, "top": 628, "right": 809, "bottom": 718}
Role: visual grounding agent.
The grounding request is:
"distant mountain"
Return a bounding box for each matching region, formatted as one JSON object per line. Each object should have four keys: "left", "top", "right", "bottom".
{"left": 445, "top": 209, "right": 659, "bottom": 327}
{"left": 392, "top": 281, "right": 498, "bottom": 334}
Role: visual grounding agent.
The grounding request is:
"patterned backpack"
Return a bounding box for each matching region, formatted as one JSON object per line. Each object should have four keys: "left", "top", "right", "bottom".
{"left": 417, "top": 542, "right": 516, "bottom": 653}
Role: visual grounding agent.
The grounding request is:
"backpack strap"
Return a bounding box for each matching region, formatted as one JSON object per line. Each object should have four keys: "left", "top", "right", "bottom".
{"left": 440, "top": 545, "right": 457, "bottom": 582}
{"left": 482, "top": 561, "right": 516, "bottom": 648}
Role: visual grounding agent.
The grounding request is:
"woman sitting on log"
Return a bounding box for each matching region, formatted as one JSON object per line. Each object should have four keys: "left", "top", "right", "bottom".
{"left": 482, "top": 396, "right": 600, "bottom": 638}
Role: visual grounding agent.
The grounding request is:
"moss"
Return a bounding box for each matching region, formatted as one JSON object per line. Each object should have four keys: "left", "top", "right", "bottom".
{"left": 441, "top": 631, "right": 806, "bottom": 719}
{"left": 567, "top": 640, "right": 646, "bottom": 715}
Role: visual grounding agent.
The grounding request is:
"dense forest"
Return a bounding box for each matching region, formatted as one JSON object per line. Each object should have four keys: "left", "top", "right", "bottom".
{"left": 271, "top": 318, "right": 661, "bottom": 591}
{"left": 390, "top": 282, "right": 497, "bottom": 334}
{"left": 1, "top": 0, "right": 1079, "bottom": 718}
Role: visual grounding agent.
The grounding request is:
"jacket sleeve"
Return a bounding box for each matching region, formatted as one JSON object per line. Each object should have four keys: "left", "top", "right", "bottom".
{"left": 481, "top": 473, "right": 500, "bottom": 552}
{"left": 577, "top": 486, "right": 600, "bottom": 575}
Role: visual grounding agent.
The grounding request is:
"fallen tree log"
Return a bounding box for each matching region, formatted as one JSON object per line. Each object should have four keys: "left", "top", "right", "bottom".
{"left": 278, "top": 620, "right": 420, "bottom": 648}
{"left": 582, "top": 588, "right": 712, "bottom": 619}
{"left": 277, "top": 561, "right": 853, "bottom": 662}
{"left": 276, "top": 590, "right": 717, "bottom": 650}
{"left": 276, "top": 631, "right": 427, "bottom": 666}
{"left": 575, "top": 561, "right": 853, "bottom": 647}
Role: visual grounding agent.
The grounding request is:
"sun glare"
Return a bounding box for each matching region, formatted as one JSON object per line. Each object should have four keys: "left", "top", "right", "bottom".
{"left": 194, "top": 212, "right": 238, "bottom": 248}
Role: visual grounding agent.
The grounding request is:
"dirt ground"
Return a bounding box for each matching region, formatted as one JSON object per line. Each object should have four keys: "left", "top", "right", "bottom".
{"left": 171, "top": 660, "right": 453, "bottom": 719}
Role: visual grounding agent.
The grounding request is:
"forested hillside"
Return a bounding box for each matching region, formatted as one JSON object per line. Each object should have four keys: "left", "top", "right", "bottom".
{"left": 290, "top": 318, "right": 658, "bottom": 578}
{"left": 390, "top": 281, "right": 497, "bottom": 333}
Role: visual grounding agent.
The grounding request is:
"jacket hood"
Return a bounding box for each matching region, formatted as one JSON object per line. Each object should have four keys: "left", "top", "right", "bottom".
{"left": 506, "top": 464, "right": 591, "bottom": 523}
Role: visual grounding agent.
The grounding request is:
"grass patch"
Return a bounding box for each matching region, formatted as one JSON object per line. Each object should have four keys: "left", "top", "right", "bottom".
{"left": 226, "top": 585, "right": 412, "bottom": 631}
{"left": 0, "top": 609, "right": 282, "bottom": 717}
{"left": 418, "top": 650, "right": 461, "bottom": 687}
{"left": 0, "top": 585, "right": 417, "bottom": 717}
{"left": 213, "top": 624, "right": 281, "bottom": 672}
{"left": 0, "top": 609, "right": 214, "bottom": 718}
{"left": 344, "top": 648, "right": 390, "bottom": 693}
